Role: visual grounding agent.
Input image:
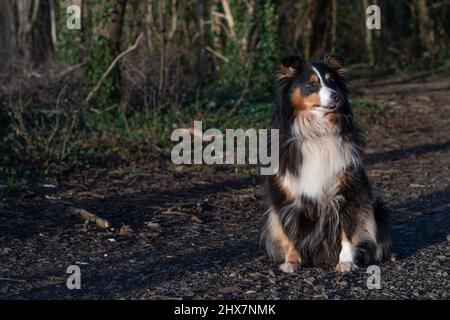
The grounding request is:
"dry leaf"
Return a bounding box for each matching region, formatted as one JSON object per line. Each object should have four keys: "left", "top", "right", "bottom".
{"left": 119, "top": 225, "right": 134, "bottom": 236}
{"left": 191, "top": 216, "right": 202, "bottom": 224}
{"left": 144, "top": 221, "right": 160, "bottom": 229}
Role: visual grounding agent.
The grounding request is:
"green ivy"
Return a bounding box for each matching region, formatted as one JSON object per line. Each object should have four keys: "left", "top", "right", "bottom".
{"left": 216, "top": 1, "right": 279, "bottom": 100}
{"left": 56, "top": 2, "right": 83, "bottom": 65}
{"left": 252, "top": 0, "right": 279, "bottom": 96}
{"left": 85, "top": 1, "right": 121, "bottom": 108}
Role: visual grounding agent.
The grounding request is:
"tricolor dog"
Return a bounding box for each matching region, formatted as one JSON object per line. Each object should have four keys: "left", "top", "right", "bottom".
{"left": 262, "top": 54, "right": 391, "bottom": 273}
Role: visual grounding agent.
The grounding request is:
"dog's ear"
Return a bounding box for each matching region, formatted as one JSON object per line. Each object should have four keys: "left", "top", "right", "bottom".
{"left": 323, "top": 53, "right": 345, "bottom": 75}
{"left": 276, "top": 55, "right": 304, "bottom": 81}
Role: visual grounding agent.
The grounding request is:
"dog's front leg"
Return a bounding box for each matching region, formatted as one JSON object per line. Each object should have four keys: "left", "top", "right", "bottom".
{"left": 335, "top": 231, "right": 358, "bottom": 272}
{"left": 267, "top": 209, "right": 302, "bottom": 273}
{"left": 279, "top": 242, "right": 302, "bottom": 273}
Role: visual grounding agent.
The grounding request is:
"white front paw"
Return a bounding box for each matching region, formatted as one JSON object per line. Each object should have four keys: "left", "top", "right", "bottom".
{"left": 335, "top": 261, "right": 358, "bottom": 273}
{"left": 279, "top": 262, "right": 301, "bottom": 273}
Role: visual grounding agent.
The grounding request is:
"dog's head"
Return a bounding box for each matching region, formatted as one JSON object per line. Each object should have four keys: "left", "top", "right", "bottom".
{"left": 276, "top": 54, "right": 348, "bottom": 116}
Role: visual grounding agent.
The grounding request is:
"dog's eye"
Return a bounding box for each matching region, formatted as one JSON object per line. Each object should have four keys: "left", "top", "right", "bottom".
{"left": 307, "top": 81, "right": 319, "bottom": 91}
{"left": 307, "top": 81, "right": 319, "bottom": 89}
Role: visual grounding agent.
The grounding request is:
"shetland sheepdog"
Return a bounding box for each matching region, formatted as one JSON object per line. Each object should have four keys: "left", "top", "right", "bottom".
{"left": 262, "top": 54, "right": 391, "bottom": 273}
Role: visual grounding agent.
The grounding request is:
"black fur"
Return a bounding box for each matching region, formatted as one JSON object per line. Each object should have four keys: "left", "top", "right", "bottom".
{"left": 264, "top": 54, "right": 391, "bottom": 268}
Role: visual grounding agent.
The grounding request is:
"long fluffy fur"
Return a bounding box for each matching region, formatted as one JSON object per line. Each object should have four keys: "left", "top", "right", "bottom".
{"left": 263, "top": 54, "right": 391, "bottom": 268}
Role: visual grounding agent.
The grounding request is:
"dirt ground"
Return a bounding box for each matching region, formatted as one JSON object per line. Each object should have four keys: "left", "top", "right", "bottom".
{"left": 0, "top": 71, "right": 449, "bottom": 299}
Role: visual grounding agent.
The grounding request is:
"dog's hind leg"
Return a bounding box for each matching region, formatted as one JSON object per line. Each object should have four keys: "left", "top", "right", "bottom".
{"left": 265, "top": 208, "right": 302, "bottom": 273}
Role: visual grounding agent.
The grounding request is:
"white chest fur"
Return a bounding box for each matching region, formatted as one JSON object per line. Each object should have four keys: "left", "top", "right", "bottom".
{"left": 281, "top": 135, "right": 359, "bottom": 201}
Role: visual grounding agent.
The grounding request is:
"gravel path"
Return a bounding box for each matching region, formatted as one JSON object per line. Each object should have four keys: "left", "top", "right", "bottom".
{"left": 0, "top": 72, "right": 449, "bottom": 299}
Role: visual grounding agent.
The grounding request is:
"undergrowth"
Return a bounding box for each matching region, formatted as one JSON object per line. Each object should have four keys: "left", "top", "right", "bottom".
{"left": 1, "top": 94, "right": 381, "bottom": 179}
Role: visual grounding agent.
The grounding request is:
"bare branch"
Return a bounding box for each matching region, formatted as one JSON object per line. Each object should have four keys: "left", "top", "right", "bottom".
{"left": 85, "top": 33, "right": 144, "bottom": 105}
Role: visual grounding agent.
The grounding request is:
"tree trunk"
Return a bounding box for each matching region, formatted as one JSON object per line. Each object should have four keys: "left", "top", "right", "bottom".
{"left": 158, "top": 0, "right": 166, "bottom": 95}
{"left": 102, "top": 0, "right": 128, "bottom": 47}
{"left": 49, "top": 0, "right": 57, "bottom": 49}
{"left": 196, "top": 0, "right": 206, "bottom": 94}
{"left": 86, "top": 0, "right": 128, "bottom": 107}
{"left": 221, "top": 0, "right": 236, "bottom": 39}
{"left": 17, "top": 0, "right": 44, "bottom": 62}
{"left": 330, "top": 0, "right": 337, "bottom": 52}
{"left": 413, "top": 0, "right": 436, "bottom": 58}
{"left": 57, "top": 0, "right": 84, "bottom": 65}
{"left": 0, "top": 0, "right": 17, "bottom": 52}
{"left": 309, "top": 0, "right": 329, "bottom": 60}
{"left": 18, "top": 0, "right": 53, "bottom": 64}
{"left": 362, "top": 0, "right": 375, "bottom": 65}
{"left": 129, "top": 0, "right": 144, "bottom": 42}
{"left": 302, "top": 0, "right": 314, "bottom": 60}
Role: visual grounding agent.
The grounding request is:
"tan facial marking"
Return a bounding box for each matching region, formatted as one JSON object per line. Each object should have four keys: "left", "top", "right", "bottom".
{"left": 291, "top": 87, "right": 303, "bottom": 109}
{"left": 325, "top": 73, "right": 331, "bottom": 80}
{"left": 310, "top": 74, "right": 319, "bottom": 82}
{"left": 291, "top": 88, "right": 320, "bottom": 112}
{"left": 302, "top": 93, "right": 320, "bottom": 109}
